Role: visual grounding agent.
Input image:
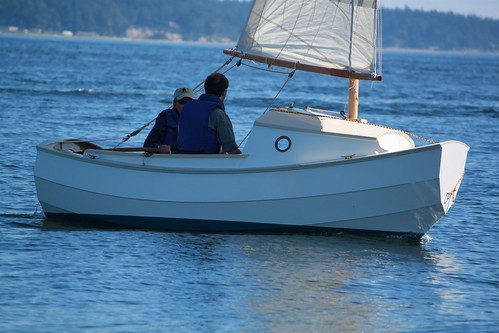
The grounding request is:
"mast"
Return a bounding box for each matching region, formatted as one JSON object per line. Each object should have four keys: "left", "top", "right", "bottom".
{"left": 347, "top": 1, "right": 359, "bottom": 120}
{"left": 347, "top": 79, "right": 359, "bottom": 120}
{"left": 347, "top": 1, "right": 358, "bottom": 120}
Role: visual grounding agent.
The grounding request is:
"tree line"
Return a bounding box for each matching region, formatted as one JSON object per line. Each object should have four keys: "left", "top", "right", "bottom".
{"left": 0, "top": 0, "right": 497, "bottom": 51}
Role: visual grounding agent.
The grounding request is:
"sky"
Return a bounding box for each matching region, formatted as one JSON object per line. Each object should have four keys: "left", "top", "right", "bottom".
{"left": 381, "top": 0, "right": 499, "bottom": 20}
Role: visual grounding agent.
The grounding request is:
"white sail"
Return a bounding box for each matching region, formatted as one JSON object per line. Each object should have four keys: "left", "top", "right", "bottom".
{"left": 225, "top": 0, "right": 381, "bottom": 80}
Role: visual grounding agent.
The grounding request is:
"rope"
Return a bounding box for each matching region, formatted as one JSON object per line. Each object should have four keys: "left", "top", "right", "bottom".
{"left": 448, "top": 172, "right": 465, "bottom": 204}
{"left": 270, "top": 0, "right": 306, "bottom": 68}
{"left": 240, "top": 61, "right": 294, "bottom": 75}
{"left": 305, "top": 106, "right": 344, "bottom": 116}
{"left": 192, "top": 57, "right": 237, "bottom": 95}
{"left": 46, "top": 137, "right": 126, "bottom": 146}
{"left": 270, "top": 108, "right": 436, "bottom": 144}
{"left": 238, "top": 69, "right": 296, "bottom": 148}
{"left": 115, "top": 57, "right": 236, "bottom": 148}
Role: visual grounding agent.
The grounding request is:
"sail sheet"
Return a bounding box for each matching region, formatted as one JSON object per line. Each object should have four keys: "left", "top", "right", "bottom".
{"left": 225, "top": 0, "right": 381, "bottom": 80}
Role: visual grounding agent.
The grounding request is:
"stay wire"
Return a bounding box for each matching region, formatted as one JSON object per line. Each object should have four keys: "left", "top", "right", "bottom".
{"left": 238, "top": 69, "right": 296, "bottom": 148}
{"left": 240, "top": 61, "right": 294, "bottom": 75}
{"left": 192, "top": 58, "right": 242, "bottom": 95}
{"left": 269, "top": 0, "right": 305, "bottom": 68}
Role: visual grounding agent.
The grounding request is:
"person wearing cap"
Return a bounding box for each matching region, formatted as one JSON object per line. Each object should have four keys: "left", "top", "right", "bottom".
{"left": 143, "top": 87, "right": 195, "bottom": 154}
{"left": 177, "top": 73, "right": 241, "bottom": 154}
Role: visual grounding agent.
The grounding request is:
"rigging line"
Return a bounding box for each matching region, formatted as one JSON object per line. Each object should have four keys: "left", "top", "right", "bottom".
{"left": 270, "top": 0, "right": 306, "bottom": 67}
{"left": 376, "top": 1, "right": 382, "bottom": 76}
{"left": 222, "top": 59, "right": 242, "bottom": 75}
{"left": 238, "top": 69, "right": 296, "bottom": 148}
{"left": 240, "top": 61, "right": 293, "bottom": 75}
{"left": 191, "top": 56, "right": 236, "bottom": 94}
{"left": 115, "top": 57, "right": 235, "bottom": 148}
{"left": 348, "top": 0, "right": 355, "bottom": 70}
{"left": 305, "top": 106, "right": 344, "bottom": 116}
{"left": 262, "top": 69, "right": 296, "bottom": 115}
{"left": 449, "top": 172, "right": 465, "bottom": 203}
{"left": 46, "top": 137, "right": 128, "bottom": 146}
{"left": 305, "top": 1, "right": 330, "bottom": 60}
{"left": 193, "top": 59, "right": 241, "bottom": 95}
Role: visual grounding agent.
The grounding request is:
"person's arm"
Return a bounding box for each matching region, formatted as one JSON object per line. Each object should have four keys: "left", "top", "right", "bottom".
{"left": 143, "top": 113, "right": 167, "bottom": 148}
{"left": 144, "top": 123, "right": 171, "bottom": 154}
{"left": 226, "top": 147, "right": 242, "bottom": 154}
{"left": 208, "top": 108, "right": 241, "bottom": 154}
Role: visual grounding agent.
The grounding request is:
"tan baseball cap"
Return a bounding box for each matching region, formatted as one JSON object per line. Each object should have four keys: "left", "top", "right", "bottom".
{"left": 173, "top": 87, "right": 195, "bottom": 101}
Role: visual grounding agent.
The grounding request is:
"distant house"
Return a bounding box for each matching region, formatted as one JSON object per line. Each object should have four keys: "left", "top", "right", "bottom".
{"left": 76, "top": 32, "right": 99, "bottom": 37}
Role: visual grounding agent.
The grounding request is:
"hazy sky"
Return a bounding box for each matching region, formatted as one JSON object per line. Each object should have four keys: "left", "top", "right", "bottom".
{"left": 381, "top": 0, "right": 499, "bottom": 19}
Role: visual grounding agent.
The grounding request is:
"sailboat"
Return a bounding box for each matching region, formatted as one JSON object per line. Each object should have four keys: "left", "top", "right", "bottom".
{"left": 34, "top": 0, "right": 469, "bottom": 237}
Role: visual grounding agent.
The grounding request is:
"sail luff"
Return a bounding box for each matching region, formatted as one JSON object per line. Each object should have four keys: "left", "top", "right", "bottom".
{"left": 236, "top": 0, "right": 266, "bottom": 53}
{"left": 232, "top": 0, "right": 382, "bottom": 81}
{"left": 375, "top": 1, "right": 382, "bottom": 77}
{"left": 348, "top": 1, "right": 355, "bottom": 71}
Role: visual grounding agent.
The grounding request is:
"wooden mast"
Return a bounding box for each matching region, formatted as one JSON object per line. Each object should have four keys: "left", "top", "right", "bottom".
{"left": 347, "top": 78, "right": 359, "bottom": 120}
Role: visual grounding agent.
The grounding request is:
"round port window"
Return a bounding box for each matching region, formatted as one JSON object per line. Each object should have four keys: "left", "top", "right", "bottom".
{"left": 275, "top": 136, "right": 291, "bottom": 152}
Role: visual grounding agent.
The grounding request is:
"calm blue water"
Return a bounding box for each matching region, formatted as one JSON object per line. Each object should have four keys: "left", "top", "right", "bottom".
{"left": 1, "top": 35, "right": 498, "bottom": 332}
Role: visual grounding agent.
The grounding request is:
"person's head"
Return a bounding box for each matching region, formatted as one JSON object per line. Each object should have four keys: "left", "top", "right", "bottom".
{"left": 173, "top": 87, "right": 195, "bottom": 112}
{"left": 204, "top": 73, "right": 229, "bottom": 100}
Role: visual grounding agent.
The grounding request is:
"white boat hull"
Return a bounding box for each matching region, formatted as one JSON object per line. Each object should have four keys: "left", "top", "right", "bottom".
{"left": 35, "top": 136, "right": 468, "bottom": 237}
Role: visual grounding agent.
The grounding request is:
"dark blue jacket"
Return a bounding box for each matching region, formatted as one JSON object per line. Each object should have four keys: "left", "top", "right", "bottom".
{"left": 143, "top": 108, "right": 180, "bottom": 153}
{"left": 177, "top": 94, "right": 222, "bottom": 154}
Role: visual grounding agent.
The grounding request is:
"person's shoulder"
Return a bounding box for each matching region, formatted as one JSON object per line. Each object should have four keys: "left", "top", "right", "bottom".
{"left": 159, "top": 108, "right": 178, "bottom": 119}
{"left": 212, "top": 106, "right": 224, "bottom": 113}
{"left": 154, "top": 109, "right": 172, "bottom": 126}
{"left": 210, "top": 106, "right": 228, "bottom": 119}
{"left": 156, "top": 109, "right": 168, "bottom": 119}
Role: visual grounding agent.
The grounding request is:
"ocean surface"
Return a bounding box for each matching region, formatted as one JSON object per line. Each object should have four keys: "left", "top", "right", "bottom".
{"left": 0, "top": 35, "right": 498, "bottom": 332}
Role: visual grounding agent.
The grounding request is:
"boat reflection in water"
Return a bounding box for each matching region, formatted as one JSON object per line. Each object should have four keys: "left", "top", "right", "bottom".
{"left": 162, "top": 233, "right": 458, "bottom": 331}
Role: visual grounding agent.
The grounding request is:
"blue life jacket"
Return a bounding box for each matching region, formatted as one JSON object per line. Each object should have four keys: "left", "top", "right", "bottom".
{"left": 143, "top": 108, "right": 181, "bottom": 153}
{"left": 178, "top": 94, "right": 222, "bottom": 154}
{"left": 164, "top": 108, "right": 180, "bottom": 152}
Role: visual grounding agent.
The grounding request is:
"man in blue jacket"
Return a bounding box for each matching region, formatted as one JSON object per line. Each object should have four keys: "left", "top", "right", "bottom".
{"left": 177, "top": 73, "right": 241, "bottom": 154}
{"left": 143, "top": 87, "right": 195, "bottom": 154}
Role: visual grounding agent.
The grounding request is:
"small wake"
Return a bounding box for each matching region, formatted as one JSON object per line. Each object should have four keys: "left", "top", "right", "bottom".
{"left": 0, "top": 213, "right": 42, "bottom": 219}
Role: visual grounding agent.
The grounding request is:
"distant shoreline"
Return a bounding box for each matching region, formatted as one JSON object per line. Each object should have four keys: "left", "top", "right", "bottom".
{"left": 382, "top": 47, "right": 499, "bottom": 56}
{"left": 2, "top": 31, "right": 498, "bottom": 56}
{"left": 0, "top": 30, "right": 232, "bottom": 46}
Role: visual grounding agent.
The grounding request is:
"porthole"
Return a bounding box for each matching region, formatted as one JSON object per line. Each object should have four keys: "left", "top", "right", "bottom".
{"left": 275, "top": 136, "right": 291, "bottom": 152}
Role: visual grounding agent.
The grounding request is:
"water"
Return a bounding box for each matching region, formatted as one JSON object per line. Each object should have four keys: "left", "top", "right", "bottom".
{"left": 1, "top": 35, "right": 498, "bottom": 332}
